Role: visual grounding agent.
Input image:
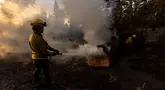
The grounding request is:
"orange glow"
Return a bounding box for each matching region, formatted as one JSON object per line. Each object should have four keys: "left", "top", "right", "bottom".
{"left": 63, "top": 17, "right": 70, "bottom": 27}
{"left": 88, "top": 56, "right": 110, "bottom": 67}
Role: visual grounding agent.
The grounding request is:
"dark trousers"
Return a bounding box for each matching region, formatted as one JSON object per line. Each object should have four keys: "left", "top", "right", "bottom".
{"left": 33, "top": 59, "right": 51, "bottom": 84}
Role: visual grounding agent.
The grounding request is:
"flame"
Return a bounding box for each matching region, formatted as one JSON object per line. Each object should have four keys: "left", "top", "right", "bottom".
{"left": 88, "top": 56, "right": 110, "bottom": 67}
{"left": 64, "top": 17, "right": 70, "bottom": 27}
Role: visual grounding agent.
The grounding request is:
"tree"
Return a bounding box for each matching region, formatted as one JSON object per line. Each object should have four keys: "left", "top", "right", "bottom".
{"left": 109, "top": 0, "right": 165, "bottom": 35}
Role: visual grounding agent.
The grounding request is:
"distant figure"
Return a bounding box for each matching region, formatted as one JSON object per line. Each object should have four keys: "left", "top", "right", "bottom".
{"left": 29, "top": 19, "right": 61, "bottom": 86}
{"left": 97, "top": 36, "right": 120, "bottom": 67}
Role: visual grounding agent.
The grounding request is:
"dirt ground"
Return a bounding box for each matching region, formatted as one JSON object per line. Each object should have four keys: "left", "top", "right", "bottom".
{"left": 0, "top": 44, "right": 165, "bottom": 90}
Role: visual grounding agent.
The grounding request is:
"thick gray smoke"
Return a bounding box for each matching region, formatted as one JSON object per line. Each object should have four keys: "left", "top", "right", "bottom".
{"left": 0, "top": 0, "right": 113, "bottom": 62}
{"left": 62, "top": 0, "right": 112, "bottom": 45}
{"left": 44, "top": 0, "right": 112, "bottom": 57}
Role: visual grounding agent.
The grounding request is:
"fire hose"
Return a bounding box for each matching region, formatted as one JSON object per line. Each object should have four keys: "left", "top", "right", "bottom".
{"left": 48, "top": 52, "right": 63, "bottom": 61}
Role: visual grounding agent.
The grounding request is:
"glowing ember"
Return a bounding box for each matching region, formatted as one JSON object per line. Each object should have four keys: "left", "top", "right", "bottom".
{"left": 88, "top": 56, "right": 110, "bottom": 67}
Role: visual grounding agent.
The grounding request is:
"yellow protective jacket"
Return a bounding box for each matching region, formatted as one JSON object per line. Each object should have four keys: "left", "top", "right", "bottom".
{"left": 29, "top": 32, "right": 52, "bottom": 59}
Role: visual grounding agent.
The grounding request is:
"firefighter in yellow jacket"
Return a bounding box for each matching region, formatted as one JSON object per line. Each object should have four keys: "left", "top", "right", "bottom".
{"left": 29, "top": 19, "right": 60, "bottom": 86}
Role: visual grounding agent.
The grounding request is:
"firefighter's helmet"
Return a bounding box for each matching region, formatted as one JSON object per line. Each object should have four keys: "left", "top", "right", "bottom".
{"left": 30, "top": 19, "right": 47, "bottom": 27}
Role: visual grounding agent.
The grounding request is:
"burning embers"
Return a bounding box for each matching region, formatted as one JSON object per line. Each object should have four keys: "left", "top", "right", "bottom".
{"left": 87, "top": 44, "right": 111, "bottom": 67}
{"left": 67, "top": 44, "right": 110, "bottom": 67}
{"left": 87, "top": 55, "right": 110, "bottom": 67}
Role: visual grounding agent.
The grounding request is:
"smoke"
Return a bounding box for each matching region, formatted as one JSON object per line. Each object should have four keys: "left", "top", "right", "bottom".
{"left": 62, "top": 0, "right": 112, "bottom": 45}
{"left": 0, "top": 1, "right": 42, "bottom": 26}
{"left": 0, "top": 0, "right": 113, "bottom": 61}
{"left": 44, "top": 0, "right": 112, "bottom": 57}
{"left": 67, "top": 44, "right": 106, "bottom": 56}
{"left": 0, "top": 1, "right": 42, "bottom": 57}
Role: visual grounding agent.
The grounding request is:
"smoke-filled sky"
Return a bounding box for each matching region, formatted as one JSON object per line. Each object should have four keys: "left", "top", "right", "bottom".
{"left": 35, "top": 0, "right": 66, "bottom": 12}
{"left": 35, "top": 0, "right": 54, "bottom": 12}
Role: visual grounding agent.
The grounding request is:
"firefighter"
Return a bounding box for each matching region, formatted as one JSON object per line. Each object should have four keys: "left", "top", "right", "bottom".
{"left": 125, "top": 34, "right": 136, "bottom": 51}
{"left": 96, "top": 36, "right": 120, "bottom": 67}
{"left": 29, "top": 19, "right": 60, "bottom": 86}
{"left": 131, "top": 34, "right": 137, "bottom": 52}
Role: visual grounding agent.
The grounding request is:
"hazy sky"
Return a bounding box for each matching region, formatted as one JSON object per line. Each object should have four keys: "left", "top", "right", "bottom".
{"left": 35, "top": 0, "right": 55, "bottom": 12}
